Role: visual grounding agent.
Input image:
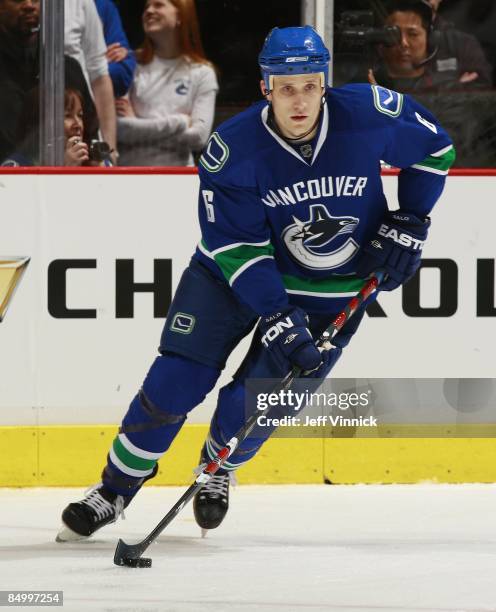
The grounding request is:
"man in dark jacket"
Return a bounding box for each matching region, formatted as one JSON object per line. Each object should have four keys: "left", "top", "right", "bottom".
{"left": 427, "top": 0, "right": 492, "bottom": 86}
{"left": 369, "top": 0, "right": 492, "bottom": 92}
{"left": 0, "top": 0, "right": 40, "bottom": 160}
{"left": 0, "top": 0, "right": 98, "bottom": 162}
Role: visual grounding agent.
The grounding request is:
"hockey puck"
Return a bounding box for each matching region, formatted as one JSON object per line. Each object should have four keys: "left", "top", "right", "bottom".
{"left": 120, "top": 557, "right": 152, "bottom": 568}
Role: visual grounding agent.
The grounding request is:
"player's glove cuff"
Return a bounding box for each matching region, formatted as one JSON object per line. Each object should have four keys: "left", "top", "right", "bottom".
{"left": 355, "top": 211, "right": 430, "bottom": 291}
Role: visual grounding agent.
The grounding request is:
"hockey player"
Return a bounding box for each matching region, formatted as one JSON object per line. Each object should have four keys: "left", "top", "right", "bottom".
{"left": 57, "top": 26, "right": 455, "bottom": 541}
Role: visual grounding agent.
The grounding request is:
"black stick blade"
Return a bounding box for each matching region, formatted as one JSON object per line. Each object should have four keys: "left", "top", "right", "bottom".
{"left": 114, "top": 538, "right": 152, "bottom": 568}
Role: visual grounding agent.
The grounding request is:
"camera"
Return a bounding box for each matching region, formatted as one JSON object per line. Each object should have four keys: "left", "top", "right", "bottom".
{"left": 336, "top": 11, "right": 401, "bottom": 48}
{"left": 89, "top": 139, "right": 113, "bottom": 163}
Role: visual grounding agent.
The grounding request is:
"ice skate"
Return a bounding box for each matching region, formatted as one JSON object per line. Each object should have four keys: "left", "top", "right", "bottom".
{"left": 193, "top": 470, "right": 235, "bottom": 535}
{"left": 56, "top": 483, "right": 130, "bottom": 542}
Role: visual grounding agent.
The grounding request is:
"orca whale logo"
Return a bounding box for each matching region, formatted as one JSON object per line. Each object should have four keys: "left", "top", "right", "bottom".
{"left": 175, "top": 80, "right": 189, "bottom": 95}
{"left": 282, "top": 205, "right": 359, "bottom": 270}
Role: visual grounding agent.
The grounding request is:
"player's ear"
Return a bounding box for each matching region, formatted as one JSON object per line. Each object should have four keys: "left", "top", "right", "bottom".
{"left": 260, "top": 79, "right": 271, "bottom": 100}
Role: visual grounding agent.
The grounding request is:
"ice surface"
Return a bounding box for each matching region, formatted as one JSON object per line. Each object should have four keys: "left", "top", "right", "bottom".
{"left": 1, "top": 484, "right": 495, "bottom": 612}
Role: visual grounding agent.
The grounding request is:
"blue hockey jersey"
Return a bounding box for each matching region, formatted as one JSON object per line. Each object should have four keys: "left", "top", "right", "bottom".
{"left": 194, "top": 83, "right": 455, "bottom": 316}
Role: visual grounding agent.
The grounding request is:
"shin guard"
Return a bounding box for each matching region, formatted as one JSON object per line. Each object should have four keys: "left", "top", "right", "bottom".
{"left": 104, "top": 353, "right": 220, "bottom": 495}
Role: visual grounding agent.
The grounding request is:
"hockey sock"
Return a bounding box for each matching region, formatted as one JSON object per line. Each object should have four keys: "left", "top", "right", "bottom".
{"left": 103, "top": 354, "right": 220, "bottom": 496}
{"left": 203, "top": 382, "right": 266, "bottom": 475}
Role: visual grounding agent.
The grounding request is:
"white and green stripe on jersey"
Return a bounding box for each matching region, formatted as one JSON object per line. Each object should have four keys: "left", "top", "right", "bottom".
{"left": 411, "top": 144, "right": 456, "bottom": 175}
{"left": 282, "top": 274, "right": 365, "bottom": 298}
{"left": 198, "top": 240, "right": 366, "bottom": 298}
{"left": 198, "top": 239, "right": 275, "bottom": 286}
{"left": 109, "top": 433, "right": 161, "bottom": 478}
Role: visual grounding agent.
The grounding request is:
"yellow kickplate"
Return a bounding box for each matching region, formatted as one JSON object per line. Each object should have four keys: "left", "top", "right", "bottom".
{"left": 1, "top": 425, "right": 323, "bottom": 487}
{"left": 324, "top": 438, "right": 496, "bottom": 484}
{"left": 1, "top": 425, "right": 495, "bottom": 486}
{"left": 0, "top": 427, "right": 38, "bottom": 486}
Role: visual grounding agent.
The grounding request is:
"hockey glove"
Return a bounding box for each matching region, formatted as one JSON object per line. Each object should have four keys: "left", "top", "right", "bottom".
{"left": 304, "top": 304, "right": 369, "bottom": 379}
{"left": 355, "top": 211, "right": 430, "bottom": 291}
{"left": 303, "top": 346, "right": 342, "bottom": 379}
{"left": 259, "top": 306, "right": 322, "bottom": 374}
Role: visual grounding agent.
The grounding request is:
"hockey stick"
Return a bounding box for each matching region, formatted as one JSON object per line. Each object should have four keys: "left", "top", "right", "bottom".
{"left": 114, "top": 271, "right": 384, "bottom": 568}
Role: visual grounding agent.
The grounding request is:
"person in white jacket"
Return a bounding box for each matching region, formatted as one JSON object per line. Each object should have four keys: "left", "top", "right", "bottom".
{"left": 65, "top": 0, "right": 117, "bottom": 161}
{"left": 115, "top": 0, "right": 218, "bottom": 166}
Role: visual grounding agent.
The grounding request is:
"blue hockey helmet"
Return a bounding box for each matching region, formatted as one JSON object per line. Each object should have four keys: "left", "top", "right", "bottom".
{"left": 259, "top": 26, "right": 330, "bottom": 92}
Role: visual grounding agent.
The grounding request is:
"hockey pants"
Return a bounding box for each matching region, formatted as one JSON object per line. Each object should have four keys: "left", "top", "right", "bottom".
{"left": 102, "top": 259, "right": 363, "bottom": 496}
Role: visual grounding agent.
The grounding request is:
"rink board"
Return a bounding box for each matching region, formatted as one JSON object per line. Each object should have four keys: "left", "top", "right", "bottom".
{"left": 0, "top": 170, "right": 495, "bottom": 485}
{"left": 2, "top": 424, "right": 496, "bottom": 486}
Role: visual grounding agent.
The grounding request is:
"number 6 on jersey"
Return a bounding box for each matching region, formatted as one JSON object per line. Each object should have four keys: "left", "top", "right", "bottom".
{"left": 202, "top": 189, "right": 215, "bottom": 222}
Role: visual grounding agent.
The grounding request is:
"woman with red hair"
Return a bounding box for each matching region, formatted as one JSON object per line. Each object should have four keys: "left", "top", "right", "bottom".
{"left": 116, "top": 0, "right": 218, "bottom": 166}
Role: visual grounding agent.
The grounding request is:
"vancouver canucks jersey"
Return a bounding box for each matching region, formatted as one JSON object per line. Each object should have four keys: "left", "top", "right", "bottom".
{"left": 194, "top": 83, "right": 455, "bottom": 316}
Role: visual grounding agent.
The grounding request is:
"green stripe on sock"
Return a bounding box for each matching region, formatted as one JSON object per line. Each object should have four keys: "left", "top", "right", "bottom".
{"left": 112, "top": 437, "right": 157, "bottom": 472}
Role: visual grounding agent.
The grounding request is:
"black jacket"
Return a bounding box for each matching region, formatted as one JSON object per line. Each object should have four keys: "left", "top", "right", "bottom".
{"left": 0, "top": 29, "right": 98, "bottom": 162}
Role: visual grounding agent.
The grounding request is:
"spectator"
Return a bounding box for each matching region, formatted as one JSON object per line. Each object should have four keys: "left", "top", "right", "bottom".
{"left": 63, "top": 89, "right": 90, "bottom": 166}
{"left": 65, "top": 0, "right": 117, "bottom": 161}
{"left": 1, "top": 87, "right": 104, "bottom": 167}
{"left": 426, "top": 0, "right": 493, "bottom": 86}
{"left": 369, "top": 0, "right": 491, "bottom": 92}
{"left": 0, "top": 0, "right": 98, "bottom": 162}
{"left": 116, "top": 0, "right": 218, "bottom": 166}
{"left": 0, "top": 0, "right": 40, "bottom": 161}
{"left": 94, "top": 0, "right": 136, "bottom": 98}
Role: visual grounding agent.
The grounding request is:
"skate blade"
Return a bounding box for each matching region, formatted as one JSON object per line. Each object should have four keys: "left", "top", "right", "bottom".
{"left": 55, "top": 524, "right": 90, "bottom": 542}
{"left": 200, "top": 528, "right": 209, "bottom": 539}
